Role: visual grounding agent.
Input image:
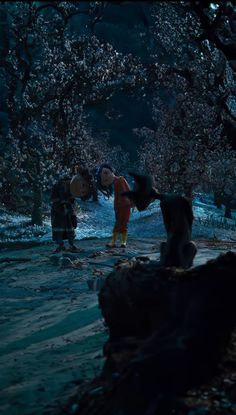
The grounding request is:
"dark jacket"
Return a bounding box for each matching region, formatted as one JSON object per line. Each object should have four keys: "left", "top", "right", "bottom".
{"left": 51, "top": 178, "right": 77, "bottom": 242}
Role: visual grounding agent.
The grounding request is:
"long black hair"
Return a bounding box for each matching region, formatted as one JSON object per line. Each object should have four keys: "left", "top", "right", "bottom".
{"left": 96, "top": 163, "right": 115, "bottom": 199}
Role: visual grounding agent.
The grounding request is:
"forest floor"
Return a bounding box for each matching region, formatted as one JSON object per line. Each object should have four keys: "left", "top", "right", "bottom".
{"left": 0, "top": 236, "right": 236, "bottom": 415}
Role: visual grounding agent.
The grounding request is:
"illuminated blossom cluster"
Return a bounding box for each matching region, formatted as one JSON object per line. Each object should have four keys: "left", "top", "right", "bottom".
{"left": 150, "top": 1, "right": 202, "bottom": 63}
{"left": 1, "top": 1, "right": 236, "bottom": 221}
{"left": 137, "top": 2, "right": 236, "bottom": 208}
{"left": 0, "top": 1, "right": 146, "bottom": 221}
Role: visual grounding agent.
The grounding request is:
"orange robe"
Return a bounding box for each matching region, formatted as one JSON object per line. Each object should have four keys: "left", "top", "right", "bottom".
{"left": 113, "top": 176, "right": 131, "bottom": 233}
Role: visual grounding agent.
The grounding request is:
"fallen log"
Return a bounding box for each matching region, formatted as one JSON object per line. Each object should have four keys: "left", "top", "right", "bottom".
{"left": 74, "top": 251, "right": 236, "bottom": 415}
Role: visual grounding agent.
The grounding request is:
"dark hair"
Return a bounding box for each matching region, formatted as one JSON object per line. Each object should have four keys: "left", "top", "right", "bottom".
{"left": 96, "top": 163, "right": 115, "bottom": 198}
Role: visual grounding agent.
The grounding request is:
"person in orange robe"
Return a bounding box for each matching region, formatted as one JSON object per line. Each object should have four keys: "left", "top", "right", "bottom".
{"left": 97, "top": 164, "right": 133, "bottom": 248}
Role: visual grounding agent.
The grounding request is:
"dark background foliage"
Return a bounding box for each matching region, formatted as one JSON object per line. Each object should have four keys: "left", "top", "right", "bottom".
{"left": 0, "top": 1, "right": 236, "bottom": 223}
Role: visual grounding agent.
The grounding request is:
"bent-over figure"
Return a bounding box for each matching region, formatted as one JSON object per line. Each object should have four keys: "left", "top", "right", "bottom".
{"left": 123, "top": 172, "right": 197, "bottom": 268}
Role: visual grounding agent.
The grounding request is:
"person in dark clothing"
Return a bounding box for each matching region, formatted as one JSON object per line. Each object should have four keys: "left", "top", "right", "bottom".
{"left": 51, "top": 176, "right": 79, "bottom": 253}
{"left": 51, "top": 168, "right": 97, "bottom": 253}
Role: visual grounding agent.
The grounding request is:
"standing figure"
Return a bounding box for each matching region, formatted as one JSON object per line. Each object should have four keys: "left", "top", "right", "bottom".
{"left": 158, "top": 193, "right": 197, "bottom": 268}
{"left": 97, "top": 164, "right": 132, "bottom": 248}
{"left": 51, "top": 168, "right": 95, "bottom": 253}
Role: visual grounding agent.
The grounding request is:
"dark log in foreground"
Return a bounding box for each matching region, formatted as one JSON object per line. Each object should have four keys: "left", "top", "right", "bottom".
{"left": 74, "top": 252, "right": 236, "bottom": 415}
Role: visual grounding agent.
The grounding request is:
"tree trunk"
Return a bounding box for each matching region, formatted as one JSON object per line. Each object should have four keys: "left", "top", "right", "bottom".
{"left": 214, "top": 192, "right": 222, "bottom": 209}
{"left": 224, "top": 202, "right": 232, "bottom": 219}
{"left": 31, "top": 183, "right": 43, "bottom": 226}
{"left": 185, "top": 185, "right": 193, "bottom": 198}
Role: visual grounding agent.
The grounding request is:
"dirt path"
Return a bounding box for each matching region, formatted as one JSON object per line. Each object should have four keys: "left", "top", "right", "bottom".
{"left": 0, "top": 237, "right": 235, "bottom": 415}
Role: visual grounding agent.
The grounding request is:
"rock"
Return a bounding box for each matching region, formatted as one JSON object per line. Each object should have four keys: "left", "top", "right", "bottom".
{"left": 88, "top": 251, "right": 104, "bottom": 258}
{"left": 135, "top": 255, "right": 150, "bottom": 262}
{"left": 114, "top": 258, "right": 134, "bottom": 269}
{"left": 72, "top": 259, "right": 85, "bottom": 268}
{"left": 59, "top": 257, "right": 73, "bottom": 268}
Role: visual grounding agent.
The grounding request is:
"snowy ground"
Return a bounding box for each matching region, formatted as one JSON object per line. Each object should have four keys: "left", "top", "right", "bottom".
{"left": 0, "top": 194, "right": 236, "bottom": 244}
{"left": 0, "top": 194, "right": 236, "bottom": 415}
